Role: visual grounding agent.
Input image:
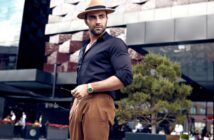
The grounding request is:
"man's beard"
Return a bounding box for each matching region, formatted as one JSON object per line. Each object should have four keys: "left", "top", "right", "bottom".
{"left": 90, "top": 25, "right": 106, "bottom": 36}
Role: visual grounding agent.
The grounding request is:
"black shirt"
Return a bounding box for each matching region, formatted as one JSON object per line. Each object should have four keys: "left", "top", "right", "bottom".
{"left": 77, "top": 32, "right": 133, "bottom": 96}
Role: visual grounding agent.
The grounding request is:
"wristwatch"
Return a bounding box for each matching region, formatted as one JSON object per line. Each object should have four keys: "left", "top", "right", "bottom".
{"left": 87, "top": 83, "right": 93, "bottom": 94}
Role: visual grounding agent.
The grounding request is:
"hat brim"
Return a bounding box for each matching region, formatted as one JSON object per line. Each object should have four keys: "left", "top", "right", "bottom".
{"left": 77, "top": 8, "right": 115, "bottom": 19}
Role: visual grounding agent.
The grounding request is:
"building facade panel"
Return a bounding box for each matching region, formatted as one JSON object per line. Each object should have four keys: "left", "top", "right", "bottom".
{"left": 126, "top": 22, "right": 146, "bottom": 46}
{"left": 145, "top": 19, "right": 174, "bottom": 44}
{"left": 175, "top": 16, "right": 207, "bottom": 41}
{"left": 207, "top": 14, "right": 214, "bottom": 39}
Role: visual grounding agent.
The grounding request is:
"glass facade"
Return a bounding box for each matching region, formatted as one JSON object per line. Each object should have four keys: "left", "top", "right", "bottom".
{"left": 0, "top": 0, "right": 25, "bottom": 47}
{"left": 143, "top": 42, "right": 214, "bottom": 92}
{"left": 0, "top": 54, "right": 17, "bottom": 69}
{"left": 16, "top": 0, "right": 50, "bottom": 69}
{"left": 190, "top": 106, "right": 196, "bottom": 114}
{"left": 0, "top": 0, "right": 25, "bottom": 70}
{"left": 0, "top": 0, "right": 50, "bottom": 70}
{"left": 143, "top": 44, "right": 213, "bottom": 133}
{"left": 189, "top": 102, "right": 213, "bottom": 115}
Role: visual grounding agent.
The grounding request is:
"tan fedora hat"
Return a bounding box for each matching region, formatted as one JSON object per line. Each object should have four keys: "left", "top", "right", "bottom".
{"left": 77, "top": 0, "right": 115, "bottom": 19}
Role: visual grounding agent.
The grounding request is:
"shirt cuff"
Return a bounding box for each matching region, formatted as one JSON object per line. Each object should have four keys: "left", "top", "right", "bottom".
{"left": 115, "top": 69, "right": 133, "bottom": 87}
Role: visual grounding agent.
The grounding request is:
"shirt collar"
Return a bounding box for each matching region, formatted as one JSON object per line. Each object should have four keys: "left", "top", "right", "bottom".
{"left": 99, "top": 31, "right": 111, "bottom": 41}
{"left": 83, "top": 31, "right": 111, "bottom": 46}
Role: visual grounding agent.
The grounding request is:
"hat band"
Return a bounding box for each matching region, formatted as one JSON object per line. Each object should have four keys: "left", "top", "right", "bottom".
{"left": 85, "top": 5, "right": 106, "bottom": 11}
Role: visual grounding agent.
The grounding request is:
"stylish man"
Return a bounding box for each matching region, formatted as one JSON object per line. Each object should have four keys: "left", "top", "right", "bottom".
{"left": 69, "top": 0, "right": 133, "bottom": 140}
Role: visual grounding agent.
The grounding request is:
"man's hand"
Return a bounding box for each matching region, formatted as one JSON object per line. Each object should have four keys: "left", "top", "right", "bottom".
{"left": 71, "top": 84, "right": 88, "bottom": 100}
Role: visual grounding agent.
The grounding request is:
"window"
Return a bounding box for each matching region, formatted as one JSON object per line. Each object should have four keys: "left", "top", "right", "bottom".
{"left": 199, "top": 108, "right": 206, "bottom": 115}
{"left": 190, "top": 106, "right": 196, "bottom": 114}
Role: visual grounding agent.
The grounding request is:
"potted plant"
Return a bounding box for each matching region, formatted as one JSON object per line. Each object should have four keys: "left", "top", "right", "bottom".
{"left": 180, "top": 133, "right": 189, "bottom": 140}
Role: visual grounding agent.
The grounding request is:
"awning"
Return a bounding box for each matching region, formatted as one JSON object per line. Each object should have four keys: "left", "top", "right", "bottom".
{"left": 0, "top": 69, "right": 77, "bottom": 102}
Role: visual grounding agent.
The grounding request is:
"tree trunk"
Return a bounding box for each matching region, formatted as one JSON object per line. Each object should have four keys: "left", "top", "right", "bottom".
{"left": 151, "top": 114, "right": 156, "bottom": 134}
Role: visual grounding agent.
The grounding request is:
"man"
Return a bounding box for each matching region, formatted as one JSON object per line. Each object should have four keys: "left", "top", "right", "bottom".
{"left": 10, "top": 110, "right": 16, "bottom": 121}
{"left": 69, "top": 0, "right": 133, "bottom": 140}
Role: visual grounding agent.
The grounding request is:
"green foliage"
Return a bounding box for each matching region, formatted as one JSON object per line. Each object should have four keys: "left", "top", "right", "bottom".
{"left": 180, "top": 133, "right": 189, "bottom": 139}
{"left": 117, "top": 53, "right": 192, "bottom": 133}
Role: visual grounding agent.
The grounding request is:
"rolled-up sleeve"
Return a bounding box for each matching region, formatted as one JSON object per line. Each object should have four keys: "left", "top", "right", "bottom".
{"left": 110, "top": 38, "right": 133, "bottom": 86}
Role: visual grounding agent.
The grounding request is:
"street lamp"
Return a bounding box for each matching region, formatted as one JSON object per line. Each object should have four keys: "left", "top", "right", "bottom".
{"left": 51, "top": 63, "right": 58, "bottom": 98}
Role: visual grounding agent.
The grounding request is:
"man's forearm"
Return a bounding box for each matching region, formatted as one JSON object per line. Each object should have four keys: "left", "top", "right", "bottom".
{"left": 71, "top": 76, "right": 125, "bottom": 100}
{"left": 90, "top": 76, "right": 124, "bottom": 92}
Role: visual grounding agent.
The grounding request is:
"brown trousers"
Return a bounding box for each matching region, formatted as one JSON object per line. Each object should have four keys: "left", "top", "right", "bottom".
{"left": 69, "top": 94, "right": 115, "bottom": 140}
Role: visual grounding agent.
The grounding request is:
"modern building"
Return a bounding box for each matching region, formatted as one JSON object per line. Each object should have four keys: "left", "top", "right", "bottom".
{"left": 0, "top": 0, "right": 213, "bottom": 136}
{"left": 0, "top": 0, "right": 64, "bottom": 123}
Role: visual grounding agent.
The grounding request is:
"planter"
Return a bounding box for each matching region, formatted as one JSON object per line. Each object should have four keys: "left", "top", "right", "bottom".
{"left": 24, "top": 125, "right": 40, "bottom": 139}
{"left": 166, "top": 135, "right": 179, "bottom": 140}
{"left": 46, "top": 126, "right": 68, "bottom": 140}
{"left": 125, "top": 132, "right": 166, "bottom": 140}
{"left": 0, "top": 123, "right": 14, "bottom": 138}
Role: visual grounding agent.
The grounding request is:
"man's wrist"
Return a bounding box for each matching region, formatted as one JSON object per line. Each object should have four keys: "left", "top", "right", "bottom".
{"left": 87, "top": 83, "right": 93, "bottom": 94}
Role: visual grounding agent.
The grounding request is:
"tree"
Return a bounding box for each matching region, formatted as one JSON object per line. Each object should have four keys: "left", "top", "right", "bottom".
{"left": 116, "top": 53, "right": 192, "bottom": 134}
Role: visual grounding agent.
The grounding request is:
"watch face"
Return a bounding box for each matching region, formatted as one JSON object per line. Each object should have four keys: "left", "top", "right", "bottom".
{"left": 87, "top": 84, "right": 93, "bottom": 93}
{"left": 88, "top": 88, "right": 93, "bottom": 93}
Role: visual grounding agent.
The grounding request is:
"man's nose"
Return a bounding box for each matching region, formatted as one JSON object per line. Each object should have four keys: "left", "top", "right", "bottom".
{"left": 96, "top": 17, "right": 101, "bottom": 24}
